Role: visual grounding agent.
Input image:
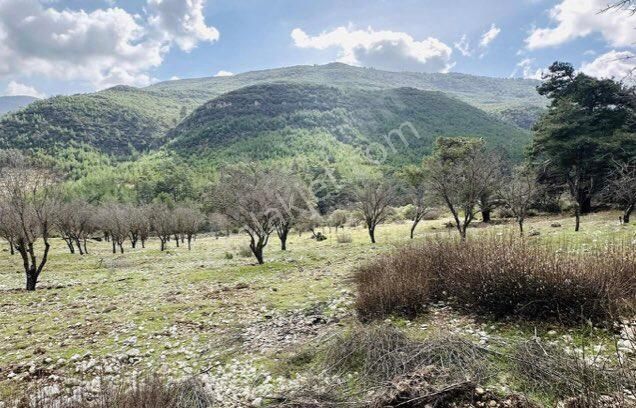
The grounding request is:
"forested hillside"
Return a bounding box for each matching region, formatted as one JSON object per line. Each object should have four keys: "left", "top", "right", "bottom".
{"left": 0, "top": 86, "right": 188, "bottom": 156}
{"left": 169, "top": 83, "right": 531, "bottom": 166}
{"left": 0, "top": 64, "right": 543, "bottom": 160}
{"left": 148, "top": 62, "right": 545, "bottom": 115}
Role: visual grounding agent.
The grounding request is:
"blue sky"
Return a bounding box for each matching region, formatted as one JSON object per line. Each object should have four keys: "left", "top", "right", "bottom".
{"left": 0, "top": 0, "right": 634, "bottom": 97}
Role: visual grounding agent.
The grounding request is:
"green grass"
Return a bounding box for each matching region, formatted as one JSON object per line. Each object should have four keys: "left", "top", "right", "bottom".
{"left": 0, "top": 210, "right": 634, "bottom": 399}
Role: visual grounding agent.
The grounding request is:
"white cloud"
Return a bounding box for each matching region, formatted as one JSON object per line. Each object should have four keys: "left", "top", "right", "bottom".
{"left": 454, "top": 34, "right": 472, "bottom": 57}
{"left": 291, "top": 26, "right": 454, "bottom": 73}
{"left": 510, "top": 58, "right": 544, "bottom": 80}
{"left": 147, "top": 0, "right": 219, "bottom": 52}
{"left": 580, "top": 50, "right": 635, "bottom": 81}
{"left": 4, "top": 80, "right": 45, "bottom": 98}
{"left": 169, "top": 75, "right": 180, "bottom": 80}
{"left": 526, "top": 0, "right": 636, "bottom": 49}
{"left": 0, "top": 0, "right": 218, "bottom": 90}
{"left": 479, "top": 24, "right": 501, "bottom": 47}
{"left": 214, "top": 70, "right": 234, "bottom": 77}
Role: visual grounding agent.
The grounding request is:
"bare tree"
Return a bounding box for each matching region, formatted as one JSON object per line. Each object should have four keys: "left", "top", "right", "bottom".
{"left": 401, "top": 165, "right": 430, "bottom": 239}
{"left": 98, "top": 204, "right": 129, "bottom": 254}
{"left": 208, "top": 212, "right": 233, "bottom": 238}
{"left": 174, "top": 206, "right": 204, "bottom": 250}
{"left": 149, "top": 204, "right": 174, "bottom": 251}
{"left": 424, "top": 138, "right": 501, "bottom": 240}
{"left": 328, "top": 209, "right": 348, "bottom": 232}
{"left": 55, "top": 200, "right": 95, "bottom": 255}
{"left": 0, "top": 151, "right": 60, "bottom": 291}
{"left": 604, "top": 160, "right": 636, "bottom": 223}
{"left": 212, "top": 164, "right": 284, "bottom": 264}
{"left": 354, "top": 178, "right": 398, "bottom": 244}
{"left": 0, "top": 202, "right": 18, "bottom": 255}
{"left": 127, "top": 205, "right": 151, "bottom": 249}
{"left": 497, "top": 165, "right": 543, "bottom": 236}
{"left": 270, "top": 171, "right": 315, "bottom": 251}
{"left": 296, "top": 211, "right": 323, "bottom": 238}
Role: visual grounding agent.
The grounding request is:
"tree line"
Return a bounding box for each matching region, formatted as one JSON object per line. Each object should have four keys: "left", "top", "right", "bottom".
{"left": 1, "top": 61, "right": 634, "bottom": 291}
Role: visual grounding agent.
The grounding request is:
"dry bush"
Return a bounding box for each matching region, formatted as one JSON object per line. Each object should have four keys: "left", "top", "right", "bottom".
{"left": 10, "top": 376, "right": 212, "bottom": 408}
{"left": 336, "top": 233, "right": 352, "bottom": 244}
{"left": 322, "top": 324, "right": 493, "bottom": 385}
{"left": 511, "top": 340, "right": 636, "bottom": 406}
{"left": 355, "top": 235, "right": 636, "bottom": 324}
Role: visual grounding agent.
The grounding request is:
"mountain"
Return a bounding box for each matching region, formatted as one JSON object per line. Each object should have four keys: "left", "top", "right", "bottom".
{"left": 168, "top": 83, "right": 532, "bottom": 169}
{"left": 148, "top": 63, "right": 545, "bottom": 114}
{"left": 0, "top": 63, "right": 543, "bottom": 158}
{"left": 0, "top": 86, "right": 185, "bottom": 156}
{"left": 0, "top": 95, "right": 38, "bottom": 116}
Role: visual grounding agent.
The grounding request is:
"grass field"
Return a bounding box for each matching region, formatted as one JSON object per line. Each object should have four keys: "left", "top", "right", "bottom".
{"left": 0, "top": 211, "right": 635, "bottom": 404}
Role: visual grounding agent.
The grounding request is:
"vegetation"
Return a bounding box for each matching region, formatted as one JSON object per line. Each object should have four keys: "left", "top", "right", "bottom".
{"left": 355, "top": 234, "right": 636, "bottom": 323}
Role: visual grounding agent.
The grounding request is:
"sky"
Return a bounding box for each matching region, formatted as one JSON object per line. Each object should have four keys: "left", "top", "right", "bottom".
{"left": 0, "top": 0, "right": 635, "bottom": 98}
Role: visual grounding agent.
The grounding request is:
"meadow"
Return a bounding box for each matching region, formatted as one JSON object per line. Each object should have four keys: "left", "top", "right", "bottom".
{"left": 0, "top": 212, "right": 635, "bottom": 406}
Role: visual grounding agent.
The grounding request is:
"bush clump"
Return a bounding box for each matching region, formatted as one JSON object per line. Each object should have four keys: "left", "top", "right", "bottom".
{"left": 355, "top": 235, "right": 636, "bottom": 324}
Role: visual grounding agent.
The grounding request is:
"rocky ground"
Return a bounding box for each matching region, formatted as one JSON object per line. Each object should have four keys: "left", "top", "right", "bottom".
{"left": 0, "top": 212, "right": 635, "bottom": 406}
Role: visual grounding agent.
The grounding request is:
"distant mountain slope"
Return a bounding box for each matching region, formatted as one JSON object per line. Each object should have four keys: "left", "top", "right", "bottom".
{"left": 0, "top": 86, "right": 186, "bottom": 156}
{"left": 0, "top": 95, "right": 38, "bottom": 116}
{"left": 168, "top": 83, "right": 532, "bottom": 167}
{"left": 148, "top": 63, "right": 545, "bottom": 114}
{"left": 0, "top": 63, "right": 542, "bottom": 158}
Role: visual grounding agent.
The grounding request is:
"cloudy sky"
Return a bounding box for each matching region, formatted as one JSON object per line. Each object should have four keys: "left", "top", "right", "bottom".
{"left": 0, "top": 0, "right": 634, "bottom": 98}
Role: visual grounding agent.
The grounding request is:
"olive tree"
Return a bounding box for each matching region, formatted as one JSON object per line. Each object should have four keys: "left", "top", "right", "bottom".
{"left": 354, "top": 178, "right": 398, "bottom": 244}
{"left": 174, "top": 206, "right": 204, "bottom": 250}
{"left": 400, "top": 165, "right": 430, "bottom": 239}
{"left": 424, "top": 137, "right": 501, "bottom": 240}
{"left": 98, "top": 204, "right": 129, "bottom": 254}
{"left": 0, "top": 151, "right": 60, "bottom": 291}
{"left": 497, "top": 165, "right": 543, "bottom": 236}
{"left": 149, "top": 204, "right": 175, "bottom": 251}
{"left": 604, "top": 160, "right": 636, "bottom": 224}
{"left": 212, "top": 164, "right": 285, "bottom": 264}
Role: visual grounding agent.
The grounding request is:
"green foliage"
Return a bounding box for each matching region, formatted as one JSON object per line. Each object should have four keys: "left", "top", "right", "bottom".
{"left": 0, "top": 86, "right": 186, "bottom": 156}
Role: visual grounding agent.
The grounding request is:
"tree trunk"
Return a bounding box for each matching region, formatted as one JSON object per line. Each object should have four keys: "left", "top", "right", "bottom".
{"left": 75, "top": 238, "right": 84, "bottom": 255}
{"left": 160, "top": 240, "right": 165, "bottom": 251}
{"left": 574, "top": 207, "right": 581, "bottom": 232}
{"left": 65, "top": 239, "right": 75, "bottom": 254}
{"left": 368, "top": 226, "right": 376, "bottom": 244}
{"left": 187, "top": 236, "right": 192, "bottom": 251}
{"left": 251, "top": 244, "right": 264, "bottom": 264}
{"left": 482, "top": 209, "right": 491, "bottom": 223}
{"left": 460, "top": 225, "right": 468, "bottom": 241}
{"left": 112, "top": 241, "right": 116, "bottom": 254}
{"left": 518, "top": 219, "right": 524, "bottom": 237}
{"left": 9, "top": 242, "right": 14, "bottom": 255}
{"left": 624, "top": 203, "right": 634, "bottom": 224}
{"left": 277, "top": 228, "right": 289, "bottom": 251}
{"left": 410, "top": 219, "right": 420, "bottom": 239}
{"left": 83, "top": 239, "right": 88, "bottom": 254}
{"left": 141, "top": 239, "right": 146, "bottom": 249}
{"left": 174, "top": 235, "right": 180, "bottom": 248}
{"left": 119, "top": 243, "right": 124, "bottom": 254}
{"left": 26, "top": 267, "right": 37, "bottom": 291}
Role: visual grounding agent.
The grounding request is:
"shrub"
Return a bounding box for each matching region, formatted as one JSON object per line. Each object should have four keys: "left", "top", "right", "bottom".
{"left": 355, "top": 235, "right": 636, "bottom": 324}
{"left": 237, "top": 246, "right": 253, "bottom": 258}
{"left": 336, "top": 233, "right": 352, "bottom": 244}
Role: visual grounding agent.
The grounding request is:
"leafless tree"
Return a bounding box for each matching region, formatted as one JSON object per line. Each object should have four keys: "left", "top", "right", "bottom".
{"left": 604, "top": 159, "right": 636, "bottom": 223}
{"left": 270, "top": 171, "right": 315, "bottom": 251}
{"left": 208, "top": 212, "right": 233, "bottom": 238}
{"left": 0, "top": 202, "right": 18, "bottom": 255}
{"left": 98, "top": 203, "right": 129, "bottom": 254}
{"left": 296, "top": 211, "right": 323, "bottom": 238}
{"left": 424, "top": 138, "right": 501, "bottom": 240}
{"left": 149, "top": 204, "right": 175, "bottom": 251}
{"left": 354, "top": 178, "right": 398, "bottom": 244}
{"left": 497, "top": 165, "right": 544, "bottom": 236}
{"left": 55, "top": 200, "right": 95, "bottom": 255}
{"left": 0, "top": 151, "right": 60, "bottom": 291}
{"left": 174, "top": 206, "right": 204, "bottom": 250}
{"left": 328, "top": 209, "right": 348, "bottom": 232}
{"left": 127, "top": 205, "right": 151, "bottom": 249}
{"left": 212, "top": 164, "right": 284, "bottom": 264}
{"left": 401, "top": 165, "right": 430, "bottom": 239}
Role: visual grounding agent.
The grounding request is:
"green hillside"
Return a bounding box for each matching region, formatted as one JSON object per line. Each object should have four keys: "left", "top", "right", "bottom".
{"left": 168, "top": 83, "right": 532, "bottom": 168}
{"left": 148, "top": 62, "right": 545, "bottom": 114}
{"left": 0, "top": 86, "right": 189, "bottom": 156}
